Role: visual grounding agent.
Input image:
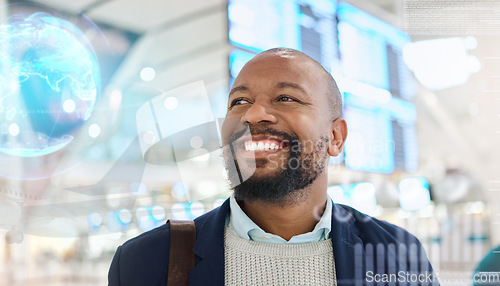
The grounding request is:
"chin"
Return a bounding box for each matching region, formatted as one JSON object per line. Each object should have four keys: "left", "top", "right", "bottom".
{"left": 250, "top": 169, "right": 279, "bottom": 180}
{"left": 233, "top": 155, "right": 275, "bottom": 174}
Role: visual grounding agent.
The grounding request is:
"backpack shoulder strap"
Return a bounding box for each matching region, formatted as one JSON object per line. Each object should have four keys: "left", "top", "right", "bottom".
{"left": 167, "top": 220, "right": 196, "bottom": 286}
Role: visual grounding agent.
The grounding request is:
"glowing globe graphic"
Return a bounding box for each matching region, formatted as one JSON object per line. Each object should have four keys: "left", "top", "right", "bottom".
{"left": 0, "top": 12, "right": 100, "bottom": 157}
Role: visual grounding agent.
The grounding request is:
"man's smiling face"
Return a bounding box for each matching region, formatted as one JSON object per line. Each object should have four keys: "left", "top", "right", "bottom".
{"left": 221, "top": 50, "right": 344, "bottom": 205}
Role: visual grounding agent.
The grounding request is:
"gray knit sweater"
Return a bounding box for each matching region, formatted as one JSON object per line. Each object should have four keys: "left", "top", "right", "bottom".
{"left": 224, "top": 228, "right": 337, "bottom": 285}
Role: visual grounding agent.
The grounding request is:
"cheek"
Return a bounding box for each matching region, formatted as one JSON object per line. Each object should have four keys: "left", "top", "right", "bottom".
{"left": 298, "top": 130, "right": 329, "bottom": 154}
{"left": 284, "top": 115, "right": 319, "bottom": 148}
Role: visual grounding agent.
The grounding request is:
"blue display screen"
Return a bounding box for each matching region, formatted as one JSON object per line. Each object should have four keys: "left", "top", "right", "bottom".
{"left": 343, "top": 92, "right": 417, "bottom": 174}
{"left": 343, "top": 96, "right": 395, "bottom": 174}
{"left": 228, "top": 0, "right": 300, "bottom": 52}
{"left": 337, "top": 2, "right": 410, "bottom": 47}
{"left": 229, "top": 48, "right": 256, "bottom": 87}
{"left": 337, "top": 2, "right": 416, "bottom": 99}
{"left": 228, "top": 0, "right": 338, "bottom": 71}
{"left": 337, "top": 2, "right": 419, "bottom": 173}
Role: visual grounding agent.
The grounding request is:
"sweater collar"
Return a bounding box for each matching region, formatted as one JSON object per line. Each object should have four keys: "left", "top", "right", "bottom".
{"left": 227, "top": 194, "right": 333, "bottom": 244}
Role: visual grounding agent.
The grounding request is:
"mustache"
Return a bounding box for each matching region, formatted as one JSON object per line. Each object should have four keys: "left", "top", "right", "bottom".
{"left": 227, "top": 124, "right": 299, "bottom": 145}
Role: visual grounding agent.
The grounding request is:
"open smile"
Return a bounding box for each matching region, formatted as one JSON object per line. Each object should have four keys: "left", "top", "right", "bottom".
{"left": 244, "top": 139, "right": 282, "bottom": 151}
{"left": 236, "top": 135, "right": 289, "bottom": 158}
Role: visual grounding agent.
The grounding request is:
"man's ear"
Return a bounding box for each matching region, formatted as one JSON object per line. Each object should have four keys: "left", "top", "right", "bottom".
{"left": 328, "top": 118, "right": 347, "bottom": 157}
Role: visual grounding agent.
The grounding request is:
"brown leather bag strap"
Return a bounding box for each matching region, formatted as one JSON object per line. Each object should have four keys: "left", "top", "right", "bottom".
{"left": 167, "top": 220, "right": 196, "bottom": 286}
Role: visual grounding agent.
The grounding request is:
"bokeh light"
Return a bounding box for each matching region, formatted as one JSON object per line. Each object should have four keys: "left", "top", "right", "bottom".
{"left": 171, "top": 181, "right": 189, "bottom": 200}
{"left": 140, "top": 67, "right": 156, "bottom": 81}
{"left": 62, "top": 99, "right": 76, "bottom": 113}
{"left": 188, "top": 201, "right": 205, "bottom": 218}
{"left": 171, "top": 203, "right": 189, "bottom": 220}
{"left": 189, "top": 135, "right": 203, "bottom": 149}
{"left": 151, "top": 205, "right": 166, "bottom": 221}
{"left": 88, "top": 212, "right": 103, "bottom": 228}
{"left": 117, "top": 209, "right": 132, "bottom": 225}
{"left": 164, "top": 96, "right": 178, "bottom": 110}
{"left": 8, "top": 123, "right": 20, "bottom": 136}
{"left": 88, "top": 123, "right": 101, "bottom": 138}
{"left": 0, "top": 12, "right": 100, "bottom": 157}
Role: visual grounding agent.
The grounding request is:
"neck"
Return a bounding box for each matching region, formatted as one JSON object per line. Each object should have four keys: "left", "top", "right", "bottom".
{"left": 237, "top": 177, "right": 328, "bottom": 241}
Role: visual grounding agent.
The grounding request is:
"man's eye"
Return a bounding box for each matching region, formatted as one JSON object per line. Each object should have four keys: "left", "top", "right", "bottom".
{"left": 277, "top": 95, "right": 296, "bottom": 102}
{"left": 230, "top": 98, "right": 249, "bottom": 107}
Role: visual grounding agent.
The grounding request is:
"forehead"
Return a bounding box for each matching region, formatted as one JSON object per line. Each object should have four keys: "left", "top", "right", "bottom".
{"left": 233, "top": 54, "right": 324, "bottom": 89}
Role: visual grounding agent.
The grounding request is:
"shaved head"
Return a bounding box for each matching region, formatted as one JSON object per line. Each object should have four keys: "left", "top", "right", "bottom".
{"left": 255, "top": 48, "right": 342, "bottom": 120}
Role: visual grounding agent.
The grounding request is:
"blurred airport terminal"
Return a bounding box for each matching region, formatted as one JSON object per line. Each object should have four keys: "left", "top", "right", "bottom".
{"left": 1, "top": 0, "right": 500, "bottom": 285}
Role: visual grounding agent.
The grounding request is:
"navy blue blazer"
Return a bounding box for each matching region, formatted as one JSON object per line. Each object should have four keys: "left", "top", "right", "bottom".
{"left": 109, "top": 199, "right": 439, "bottom": 285}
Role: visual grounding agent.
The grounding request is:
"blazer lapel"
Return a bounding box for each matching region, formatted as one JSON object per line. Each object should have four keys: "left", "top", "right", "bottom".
{"left": 331, "top": 203, "right": 364, "bottom": 286}
{"left": 189, "top": 199, "right": 230, "bottom": 286}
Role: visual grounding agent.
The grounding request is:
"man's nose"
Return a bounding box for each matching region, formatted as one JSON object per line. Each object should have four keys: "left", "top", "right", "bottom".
{"left": 241, "top": 102, "right": 278, "bottom": 124}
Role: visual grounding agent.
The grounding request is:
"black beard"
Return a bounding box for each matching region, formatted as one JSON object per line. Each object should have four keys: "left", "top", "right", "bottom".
{"left": 223, "top": 126, "right": 329, "bottom": 206}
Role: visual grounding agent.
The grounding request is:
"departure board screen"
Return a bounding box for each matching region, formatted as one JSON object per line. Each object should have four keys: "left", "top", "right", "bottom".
{"left": 228, "top": 0, "right": 338, "bottom": 71}
{"left": 337, "top": 2, "right": 416, "bottom": 100}
{"left": 343, "top": 92, "right": 418, "bottom": 173}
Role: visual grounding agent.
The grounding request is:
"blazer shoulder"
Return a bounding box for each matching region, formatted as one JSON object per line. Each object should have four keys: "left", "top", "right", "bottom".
{"left": 109, "top": 223, "right": 171, "bottom": 285}
{"left": 109, "top": 201, "right": 229, "bottom": 285}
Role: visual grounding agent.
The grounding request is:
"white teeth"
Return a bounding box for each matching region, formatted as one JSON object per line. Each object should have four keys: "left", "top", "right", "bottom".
{"left": 257, "top": 142, "right": 264, "bottom": 151}
{"left": 244, "top": 141, "right": 281, "bottom": 152}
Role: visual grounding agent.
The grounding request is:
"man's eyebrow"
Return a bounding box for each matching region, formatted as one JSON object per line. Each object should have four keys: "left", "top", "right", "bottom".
{"left": 229, "top": 85, "right": 248, "bottom": 96}
{"left": 276, "top": 82, "right": 307, "bottom": 94}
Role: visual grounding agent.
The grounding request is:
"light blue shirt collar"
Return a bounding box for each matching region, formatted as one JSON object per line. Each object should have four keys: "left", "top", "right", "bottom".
{"left": 227, "top": 194, "right": 332, "bottom": 244}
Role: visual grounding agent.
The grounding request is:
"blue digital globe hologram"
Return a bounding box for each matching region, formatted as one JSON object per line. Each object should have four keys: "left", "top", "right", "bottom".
{"left": 0, "top": 12, "right": 100, "bottom": 157}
